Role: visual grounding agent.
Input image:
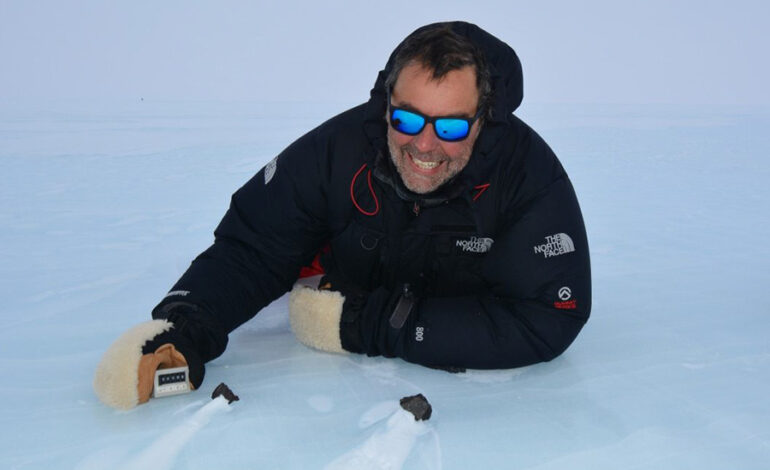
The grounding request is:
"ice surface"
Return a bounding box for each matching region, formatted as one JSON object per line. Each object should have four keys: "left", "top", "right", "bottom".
{"left": 1, "top": 101, "right": 769, "bottom": 469}
{"left": 116, "top": 396, "right": 232, "bottom": 470}
{"left": 325, "top": 407, "right": 432, "bottom": 470}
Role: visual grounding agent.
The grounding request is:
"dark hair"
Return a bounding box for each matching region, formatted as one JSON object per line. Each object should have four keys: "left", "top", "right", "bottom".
{"left": 385, "top": 24, "right": 492, "bottom": 117}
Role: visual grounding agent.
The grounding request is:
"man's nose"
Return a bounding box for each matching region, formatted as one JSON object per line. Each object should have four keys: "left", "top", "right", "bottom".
{"left": 413, "top": 124, "right": 440, "bottom": 152}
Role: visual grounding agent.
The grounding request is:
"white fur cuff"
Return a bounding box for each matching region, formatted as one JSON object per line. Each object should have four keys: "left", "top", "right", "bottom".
{"left": 289, "top": 285, "right": 347, "bottom": 354}
{"left": 93, "top": 319, "right": 173, "bottom": 409}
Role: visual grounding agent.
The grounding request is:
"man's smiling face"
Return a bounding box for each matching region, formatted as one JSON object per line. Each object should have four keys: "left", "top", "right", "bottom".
{"left": 387, "top": 61, "right": 482, "bottom": 194}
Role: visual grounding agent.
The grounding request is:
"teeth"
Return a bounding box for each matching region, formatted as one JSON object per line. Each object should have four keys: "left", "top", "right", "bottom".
{"left": 411, "top": 156, "right": 439, "bottom": 170}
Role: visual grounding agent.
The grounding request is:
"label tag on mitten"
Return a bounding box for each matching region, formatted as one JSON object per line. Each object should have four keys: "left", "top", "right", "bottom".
{"left": 152, "top": 366, "right": 191, "bottom": 398}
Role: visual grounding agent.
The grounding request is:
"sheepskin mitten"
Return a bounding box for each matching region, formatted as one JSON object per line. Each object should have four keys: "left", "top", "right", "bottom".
{"left": 289, "top": 286, "right": 347, "bottom": 353}
{"left": 288, "top": 271, "right": 370, "bottom": 354}
{"left": 93, "top": 319, "right": 204, "bottom": 410}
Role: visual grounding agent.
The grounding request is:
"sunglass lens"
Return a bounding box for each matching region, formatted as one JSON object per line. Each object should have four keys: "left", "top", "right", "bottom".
{"left": 391, "top": 109, "right": 425, "bottom": 135}
{"left": 434, "top": 119, "right": 470, "bottom": 141}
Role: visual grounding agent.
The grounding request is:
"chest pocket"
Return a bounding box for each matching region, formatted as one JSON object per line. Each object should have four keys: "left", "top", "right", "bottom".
{"left": 427, "top": 226, "right": 490, "bottom": 297}
{"left": 326, "top": 219, "right": 385, "bottom": 290}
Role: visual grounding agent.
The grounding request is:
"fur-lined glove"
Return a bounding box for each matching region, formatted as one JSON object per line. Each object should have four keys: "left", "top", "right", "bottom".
{"left": 289, "top": 274, "right": 368, "bottom": 354}
{"left": 93, "top": 319, "right": 204, "bottom": 410}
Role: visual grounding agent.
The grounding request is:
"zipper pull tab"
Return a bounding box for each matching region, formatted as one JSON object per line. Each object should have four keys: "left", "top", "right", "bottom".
{"left": 413, "top": 202, "right": 420, "bottom": 216}
{"left": 389, "top": 284, "right": 415, "bottom": 329}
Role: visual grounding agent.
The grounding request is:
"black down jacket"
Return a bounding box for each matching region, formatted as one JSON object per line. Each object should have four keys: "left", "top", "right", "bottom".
{"left": 152, "top": 21, "right": 591, "bottom": 371}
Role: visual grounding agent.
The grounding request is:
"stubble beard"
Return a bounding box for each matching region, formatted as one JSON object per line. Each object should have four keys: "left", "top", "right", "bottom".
{"left": 386, "top": 133, "right": 472, "bottom": 195}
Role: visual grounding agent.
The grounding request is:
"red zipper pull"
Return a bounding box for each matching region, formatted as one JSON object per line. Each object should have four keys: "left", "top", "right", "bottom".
{"left": 413, "top": 202, "right": 420, "bottom": 216}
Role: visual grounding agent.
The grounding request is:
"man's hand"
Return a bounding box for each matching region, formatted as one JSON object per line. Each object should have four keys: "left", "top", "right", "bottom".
{"left": 289, "top": 286, "right": 346, "bottom": 353}
{"left": 289, "top": 273, "right": 368, "bottom": 354}
{"left": 93, "top": 319, "right": 204, "bottom": 409}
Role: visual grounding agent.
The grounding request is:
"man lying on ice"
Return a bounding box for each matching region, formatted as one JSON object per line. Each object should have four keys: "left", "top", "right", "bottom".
{"left": 94, "top": 21, "right": 591, "bottom": 409}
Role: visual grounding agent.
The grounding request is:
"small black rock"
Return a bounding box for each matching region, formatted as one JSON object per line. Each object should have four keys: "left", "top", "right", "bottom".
{"left": 399, "top": 394, "right": 432, "bottom": 421}
{"left": 211, "top": 382, "right": 240, "bottom": 404}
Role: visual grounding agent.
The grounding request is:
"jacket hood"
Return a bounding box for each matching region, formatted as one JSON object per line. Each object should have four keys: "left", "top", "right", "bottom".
{"left": 364, "top": 21, "right": 524, "bottom": 206}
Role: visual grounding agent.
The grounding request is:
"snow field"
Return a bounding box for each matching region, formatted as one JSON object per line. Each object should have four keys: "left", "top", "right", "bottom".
{"left": 1, "top": 101, "right": 769, "bottom": 469}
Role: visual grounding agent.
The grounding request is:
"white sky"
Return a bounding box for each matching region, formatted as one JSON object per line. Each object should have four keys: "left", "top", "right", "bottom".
{"left": 1, "top": 0, "right": 768, "bottom": 106}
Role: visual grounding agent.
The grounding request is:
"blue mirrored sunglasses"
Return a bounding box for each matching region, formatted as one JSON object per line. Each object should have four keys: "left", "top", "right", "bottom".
{"left": 387, "top": 92, "right": 483, "bottom": 142}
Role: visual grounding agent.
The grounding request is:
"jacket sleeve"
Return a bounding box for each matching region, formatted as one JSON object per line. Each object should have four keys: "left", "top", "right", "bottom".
{"left": 151, "top": 127, "right": 331, "bottom": 362}
{"left": 357, "top": 150, "right": 591, "bottom": 370}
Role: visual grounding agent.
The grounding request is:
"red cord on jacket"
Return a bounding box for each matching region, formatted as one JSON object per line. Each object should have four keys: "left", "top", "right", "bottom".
{"left": 350, "top": 163, "right": 380, "bottom": 216}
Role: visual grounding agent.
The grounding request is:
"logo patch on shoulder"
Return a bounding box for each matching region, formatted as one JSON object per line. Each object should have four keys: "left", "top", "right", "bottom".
{"left": 554, "top": 286, "right": 577, "bottom": 309}
{"left": 264, "top": 156, "right": 278, "bottom": 185}
{"left": 534, "top": 233, "right": 575, "bottom": 258}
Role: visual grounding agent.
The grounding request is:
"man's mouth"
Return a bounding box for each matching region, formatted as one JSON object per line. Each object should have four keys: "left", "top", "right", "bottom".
{"left": 407, "top": 151, "right": 443, "bottom": 173}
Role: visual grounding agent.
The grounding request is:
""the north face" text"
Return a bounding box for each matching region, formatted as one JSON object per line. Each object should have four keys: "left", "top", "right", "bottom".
{"left": 456, "top": 237, "right": 494, "bottom": 254}
{"left": 534, "top": 233, "right": 575, "bottom": 258}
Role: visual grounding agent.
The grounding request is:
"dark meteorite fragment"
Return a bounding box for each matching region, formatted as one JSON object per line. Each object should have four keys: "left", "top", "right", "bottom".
{"left": 211, "top": 382, "right": 240, "bottom": 404}
{"left": 399, "top": 394, "right": 432, "bottom": 421}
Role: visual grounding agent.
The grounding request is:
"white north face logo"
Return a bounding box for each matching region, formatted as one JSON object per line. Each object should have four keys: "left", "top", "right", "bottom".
{"left": 163, "top": 290, "right": 190, "bottom": 299}
{"left": 456, "top": 237, "right": 494, "bottom": 253}
{"left": 534, "top": 233, "right": 575, "bottom": 258}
